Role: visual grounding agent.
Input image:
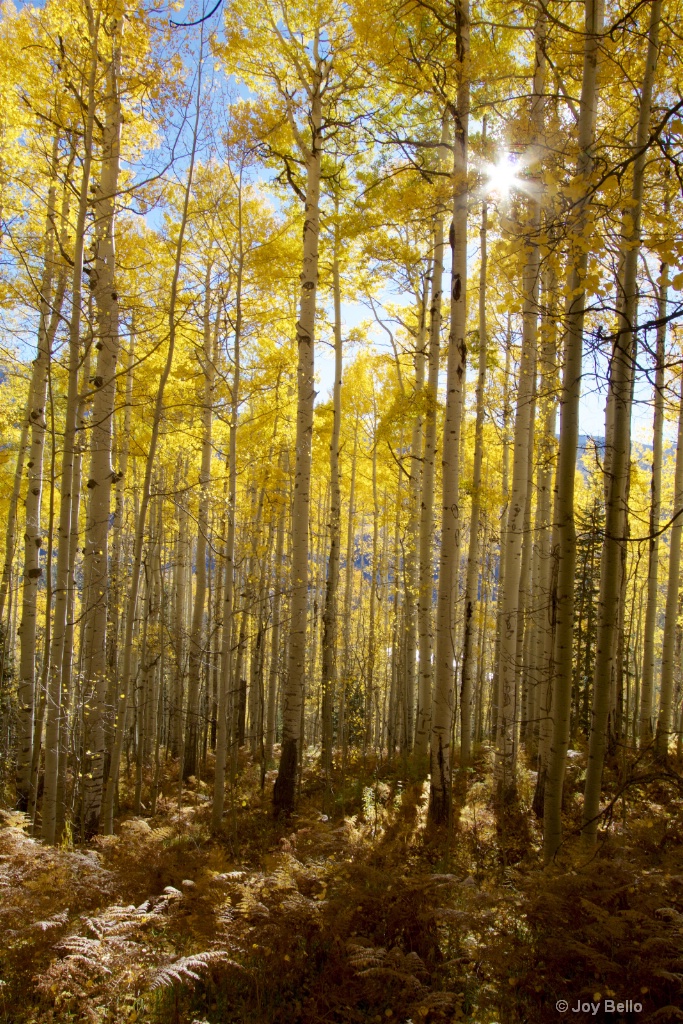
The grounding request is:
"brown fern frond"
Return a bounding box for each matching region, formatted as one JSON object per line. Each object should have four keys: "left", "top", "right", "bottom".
{"left": 34, "top": 909, "right": 69, "bottom": 931}
{"left": 148, "top": 950, "right": 238, "bottom": 991}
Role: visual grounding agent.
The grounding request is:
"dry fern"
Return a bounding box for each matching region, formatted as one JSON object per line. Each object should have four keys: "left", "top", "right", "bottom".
{"left": 149, "top": 950, "right": 241, "bottom": 991}
{"left": 348, "top": 941, "right": 428, "bottom": 991}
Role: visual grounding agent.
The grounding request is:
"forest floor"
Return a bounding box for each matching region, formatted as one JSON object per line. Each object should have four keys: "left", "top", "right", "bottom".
{"left": 1, "top": 747, "right": 683, "bottom": 1024}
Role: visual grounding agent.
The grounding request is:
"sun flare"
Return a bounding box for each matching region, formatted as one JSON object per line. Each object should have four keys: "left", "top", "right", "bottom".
{"left": 484, "top": 155, "right": 520, "bottom": 196}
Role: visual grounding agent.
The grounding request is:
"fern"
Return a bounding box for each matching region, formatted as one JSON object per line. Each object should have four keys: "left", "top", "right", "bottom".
{"left": 34, "top": 908, "right": 69, "bottom": 931}
{"left": 149, "top": 950, "right": 239, "bottom": 991}
{"left": 348, "top": 942, "right": 428, "bottom": 991}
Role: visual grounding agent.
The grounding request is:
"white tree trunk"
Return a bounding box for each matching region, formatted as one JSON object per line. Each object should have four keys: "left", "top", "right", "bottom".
{"left": 640, "top": 263, "right": 668, "bottom": 745}
{"left": 15, "top": 134, "right": 66, "bottom": 810}
{"left": 213, "top": 248, "right": 243, "bottom": 825}
{"left": 320, "top": 221, "right": 343, "bottom": 776}
{"left": 415, "top": 219, "right": 444, "bottom": 759}
{"left": 101, "top": 48, "right": 203, "bottom": 834}
{"left": 81, "top": 33, "right": 122, "bottom": 836}
{"left": 542, "top": 0, "right": 604, "bottom": 860}
{"left": 273, "top": 78, "right": 322, "bottom": 814}
{"left": 430, "top": 45, "right": 470, "bottom": 821}
{"left": 42, "top": 19, "right": 100, "bottom": 842}
{"left": 461, "top": 194, "right": 488, "bottom": 765}
{"left": 582, "top": 0, "right": 662, "bottom": 848}
{"left": 184, "top": 256, "right": 215, "bottom": 780}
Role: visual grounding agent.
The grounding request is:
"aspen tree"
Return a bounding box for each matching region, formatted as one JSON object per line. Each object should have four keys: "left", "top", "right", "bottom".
{"left": 61, "top": 339, "right": 92, "bottom": 841}
{"left": 81, "top": 19, "right": 122, "bottom": 837}
{"left": 184, "top": 255, "right": 216, "bottom": 780}
{"left": 42, "top": 7, "right": 100, "bottom": 843}
{"left": 320, "top": 215, "right": 343, "bottom": 778}
{"left": 216, "top": 0, "right": 365, "bottom": 810}
{"left": 107, "top": 332, "right": 133, "bottom": 686}
{"left": 273, "top": 46, "right": 323, "bottom": 814}
{"left": 582, "top": 0, "right": 662, "bottom": 849}
{"left": 0, "top": 424, "right": 27, "bottom": 632}
{"left": 265, "top": 450, "right": 287, "bottom": 765}
{"left": 517, "top": 372, "right": 537, "bottom": 751}
{"left": 171, "top": 462, "right": 189, "bottom": 758}
{"left": 29, "top": 389, "right": 57, "bottom": 828}
{"left": 403, "top": 274, "right": 428, "bottom": 754}
{"left": 366, "top": 413, "right": 379, "bottom": 749}
{"left": 655, "top": 360, "right": 683, "bottom": 756}
{"left": 213, "top": 237, "right": 243, "bottom": 825}
{"left": 542, "top": 0, "right": 604, "bottom": 861}
{"left": 528, "top": 276, "right": 557, "bottom": 760}
{"left": 415, "top": 218, "right": 444, "bottom": 760}
{"left": 430, "top": 1, "right": 470, "bottom": 821}
{"left": 495, "top": 5, "right": 545, "bottom": 800}
{"left": 389, "top": 470, "right": 404, "bottom": 755}
{"left": 461, "top": 186, "right": 488, "bottom": 765}
{"left": 340, "top": 423, "right": 358, "bottom": 756}
{"left": 101, "top": 34, "right": 205, "bottom": 834}
{"left": 640, "top": 262, "right": 668, "bottom": 745}
{"left": 491, "top": 321, "right": 512, "bottom": 741}
{"left": 15, "top": 132, "right": 68, "bottom": 810}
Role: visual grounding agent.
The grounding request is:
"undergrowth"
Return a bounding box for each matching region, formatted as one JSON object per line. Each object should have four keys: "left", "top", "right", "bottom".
{"left": 0, "top": 747, "right": 682, "bottom": 1024}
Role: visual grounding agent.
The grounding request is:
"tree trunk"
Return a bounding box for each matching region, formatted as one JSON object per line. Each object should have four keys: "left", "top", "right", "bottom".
{"left": 403, "top": 274, "right": 428, "bottom": 755}
{"left": 265, "top": 450, "right": 287, "bottom": 765}
{"left": 273, "top": 77, "right": 322, "bottom": 814}
{"left": 655, "top": 365, "right": 683, "bottom": 755}
{"left": 101, "top": 46, "right": 204, "bottom": 834}
{"left": 415, "top": 206, "right": 447, "bottom": 759}
{"left": 461, "top": 192, "right": 488, "bottom": 765}
{"left": 640, "top": 263, "right": 668, "bottom": 745}
{"left": 320, "top": 219, "right": 343, "bottom": 778}
{"left": 15, "top": 134, "right": 66, "bottom": 810}
{"left": 581, "top": 0, "right": 661, "bottom": 849}
{"left": 495, "top": 5, "right": 546, "bottom": 802}
{"left": 430, "top": 45, "right": 470, "bottom": 822}
{"left": 42, "top": 19, "right": 100, "bottom": 843}
{"left": 492, "top": 321, "right": 512, "bottom": 741}
{"left": 184, "top": 256, "right": 216, "bottom": 780}
{"left": 542, "top": 0, "right": 604, "bottom": 860}
{"left": 340, "top": 424, "right": 358, "bottom": 758}
{"left": 81, "top": 31, "right": 122, "bottom": 836}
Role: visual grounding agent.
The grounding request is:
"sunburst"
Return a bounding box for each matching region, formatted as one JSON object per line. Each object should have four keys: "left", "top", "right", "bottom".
{"left": 483, "top": 155, "right": 521, "bottom": 197}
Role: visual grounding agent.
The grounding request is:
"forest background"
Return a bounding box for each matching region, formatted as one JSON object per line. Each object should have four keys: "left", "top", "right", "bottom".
{"left": 1, "top": 0, "right": 683, "bottom": 1021}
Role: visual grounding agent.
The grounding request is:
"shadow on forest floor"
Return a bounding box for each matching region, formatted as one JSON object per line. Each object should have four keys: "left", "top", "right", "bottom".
{"left": 1, "top": 746, "right": 683, "bottom": 1024}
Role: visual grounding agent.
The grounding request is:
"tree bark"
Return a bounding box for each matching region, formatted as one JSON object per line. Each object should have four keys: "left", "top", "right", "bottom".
{"left": 214, "top": 251, "right": 243, "bottom": 824}
{"left": 415, "top": 218, "right": 444, "bottom": 760}
{"left": 15, "top": 132, "right": 67, "bottom": 810}
{"left": 320, "top": 217, "right": 343, "bottom": 778}
{"left": 403, "top": 274, "right": 429, "bottom": 755}
{"left": 81, "top": 28, "right": 122, "bottom": 836}
{"left": 184, "top": 256, "right": 216, "bottom": 780}
{"left": 101, "top": 43, "right": 204, "bottom": 834}
{"left": 430, "top": 38, "right": 470, "bottom": 822}
{"left": 461, "top": 191, "right": 488, "bottom": 765}
{"left": 582, "top": 0, "right": 661, "bottom": 849}
{"left": 655, "top": 363, "right": 683, "bottom": 755}
{"left": 42, "top": 16, "right": 100, "bottom": 842}
{"left": 640, "top": 263, "right": 668, "bottom": 745}
{"left": 542, "top": 0, "right": 604, "bottom": 861}
{"left": 273, "top": 72, "right": 322, "bottom": 815}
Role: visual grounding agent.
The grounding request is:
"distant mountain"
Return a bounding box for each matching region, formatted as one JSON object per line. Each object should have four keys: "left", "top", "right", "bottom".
{"left": 577, "top": 434, "right": 605, "bottom": 452}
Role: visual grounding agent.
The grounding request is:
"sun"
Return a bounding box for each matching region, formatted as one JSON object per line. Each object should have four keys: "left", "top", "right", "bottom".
{"left": 484, "top": 155, "right": 520, "bottom": 197}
